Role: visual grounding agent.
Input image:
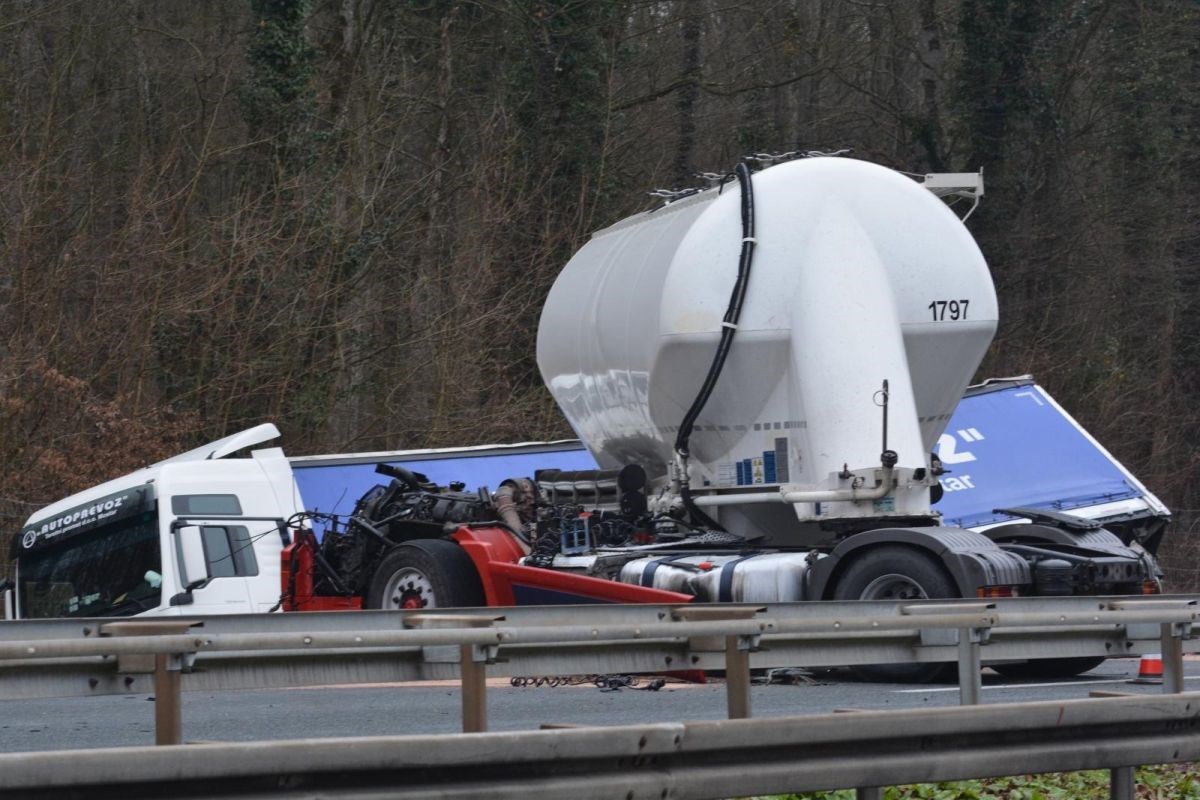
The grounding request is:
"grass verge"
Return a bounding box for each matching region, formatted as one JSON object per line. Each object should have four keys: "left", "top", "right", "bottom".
{"left": 751, "top": 763, "right": 1200, "bottom": 798}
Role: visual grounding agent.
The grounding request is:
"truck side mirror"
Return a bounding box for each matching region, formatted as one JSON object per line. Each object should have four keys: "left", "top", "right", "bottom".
{"left": 170, "top": 524, "right": 211, "bottom": 605}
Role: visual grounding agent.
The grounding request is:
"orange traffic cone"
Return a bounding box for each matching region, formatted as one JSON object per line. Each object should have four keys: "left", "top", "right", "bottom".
{"left": 1129, "top": 653, "right": 1163, "bottom": 684}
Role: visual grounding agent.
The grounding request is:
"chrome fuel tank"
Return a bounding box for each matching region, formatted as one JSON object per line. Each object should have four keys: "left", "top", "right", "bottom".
{"left": 617, "top": 552, "right": 813, "bottom": 602}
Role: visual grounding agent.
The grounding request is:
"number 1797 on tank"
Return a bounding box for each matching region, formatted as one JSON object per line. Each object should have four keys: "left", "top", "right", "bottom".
{"left": 928, "top": 299, "right": 969, "bottom": 321}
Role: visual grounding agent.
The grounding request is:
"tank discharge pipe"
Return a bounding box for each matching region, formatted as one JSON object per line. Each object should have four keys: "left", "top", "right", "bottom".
{"left": 691, "top": 462, "right": 896, "bottom": 508}
{"left": 673, "top": 161, "right": 757, "bottom": 531}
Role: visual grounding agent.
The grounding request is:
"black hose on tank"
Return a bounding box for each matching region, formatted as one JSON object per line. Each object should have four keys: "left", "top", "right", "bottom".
{"left": 673, "top": 160, "right": 756, "bottom": 531}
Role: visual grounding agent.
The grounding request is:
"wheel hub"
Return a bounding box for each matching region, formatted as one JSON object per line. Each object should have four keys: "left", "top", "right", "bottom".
{"left": 383, "top": 567, "right": 436, "bottom": 610}
{"left": 859, "top": 573, "right": 929, "bottom": 601}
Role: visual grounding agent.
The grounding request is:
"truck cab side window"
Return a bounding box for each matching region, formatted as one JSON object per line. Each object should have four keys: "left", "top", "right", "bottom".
{"left": 171, "top": 495, "right": 243, "bottom": 515}
{"left": 200, "top": 525, "right": 259, "bottom": 578}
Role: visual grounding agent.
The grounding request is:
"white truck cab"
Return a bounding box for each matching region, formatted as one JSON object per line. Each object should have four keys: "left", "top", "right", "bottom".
{"left": 7, "top": 425, "right": 300, "bottom": 619}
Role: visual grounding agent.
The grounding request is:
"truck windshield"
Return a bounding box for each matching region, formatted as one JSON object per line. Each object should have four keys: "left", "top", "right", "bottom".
{"left": 17, "top": 516, "right": 162, "bottom": 618}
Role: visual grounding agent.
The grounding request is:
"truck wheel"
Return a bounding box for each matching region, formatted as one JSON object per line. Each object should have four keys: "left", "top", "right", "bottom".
{"left": 365, "top": 539, "right": 485, "bottom": 610}
{"left": 832, "top": 545, "right": 958, "bottom": 683}
{"left": 990, "top": 656, "right": 1106, "bottom": 680}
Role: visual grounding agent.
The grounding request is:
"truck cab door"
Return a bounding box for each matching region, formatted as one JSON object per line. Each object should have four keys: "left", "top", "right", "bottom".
{"left": 170, "top": 522, "right": 265, "bottom": 613}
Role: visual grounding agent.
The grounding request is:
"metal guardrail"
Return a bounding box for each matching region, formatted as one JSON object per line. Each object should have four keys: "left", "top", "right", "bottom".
{"left": 0, "top": 595, "right": 1196, "bottom": 744}
{"left": 0, "top": 692, "right": 1197, "bottom": 799}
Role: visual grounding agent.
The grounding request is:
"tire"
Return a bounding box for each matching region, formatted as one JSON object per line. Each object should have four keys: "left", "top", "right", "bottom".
{"left": 832, "top": 545, "right": 959, "bottom": 683}
{"left": 364, "top": 539, "right": 485, "bottom": 610}
{"left": 990, "top": 656, "right": 1107, "bottom": 680}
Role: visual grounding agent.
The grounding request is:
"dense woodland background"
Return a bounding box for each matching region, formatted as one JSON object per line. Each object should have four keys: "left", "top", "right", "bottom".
{"left": 1, "top": 0, "right": 1197, "bottom": 586}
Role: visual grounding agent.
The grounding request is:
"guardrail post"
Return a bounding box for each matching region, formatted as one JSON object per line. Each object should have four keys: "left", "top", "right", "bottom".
{"left": 957, "top": 627, "right": 984, "bottom": 706}
{"left": 99, "top": 620, "right": 201, "bottom": 746}
{"left": 154, "top": 653, "right": 182, "bottom": 746}
{"left": 856, "top": 786, "right": 883, "bottom": 800}
{"left": 460, "top": 643, "right": 488, "bottom": 733}
{"left": 1110, "top": 766, "right": 1135, "bottom": 800}
{"left": 404, "top": 613, "right": 503, "bottom": 734}
{"left": 670, "top": 606, "right": 764, "bottom": 720}
{"left": 725, "top": 635, "right": 752, "bottom": 719}
{"left": 1107, "top": 600, "right": 1196, "bottom": 691}
{"left": 901, "top": 603, "right": 994, "bottom": 707}
{"left": 1160, "top": 622, "right": 1187, "bottom": 694}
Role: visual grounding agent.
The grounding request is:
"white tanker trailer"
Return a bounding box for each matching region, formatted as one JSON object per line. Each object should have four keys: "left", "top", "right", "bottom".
{"left": 530, "top": 156, "right": 1162, "bottom": 677}
{"left": 7, "top": 156, "right": 1166, "bottom": 680}
{"left": 539, "top": 156, "right": 994, "bottom": 538}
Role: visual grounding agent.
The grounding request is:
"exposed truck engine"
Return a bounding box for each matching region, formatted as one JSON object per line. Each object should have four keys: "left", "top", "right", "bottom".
{"left": 5, "top": 156, "right": 1169, "bottom": 680}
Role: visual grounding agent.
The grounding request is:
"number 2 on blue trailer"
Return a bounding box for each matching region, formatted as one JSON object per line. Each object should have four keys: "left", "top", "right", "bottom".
{"left": 928, "top": 299, "right": 969, "bottom": 321}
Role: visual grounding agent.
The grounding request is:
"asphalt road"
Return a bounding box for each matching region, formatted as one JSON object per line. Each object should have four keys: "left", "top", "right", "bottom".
{"left": 0, "top": 657, "right": 1195, "bottom": 753}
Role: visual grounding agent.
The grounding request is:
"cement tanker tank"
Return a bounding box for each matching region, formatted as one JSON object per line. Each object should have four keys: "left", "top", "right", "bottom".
{"left": 537, "top": 157, "right": 998, "bottom": 542}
